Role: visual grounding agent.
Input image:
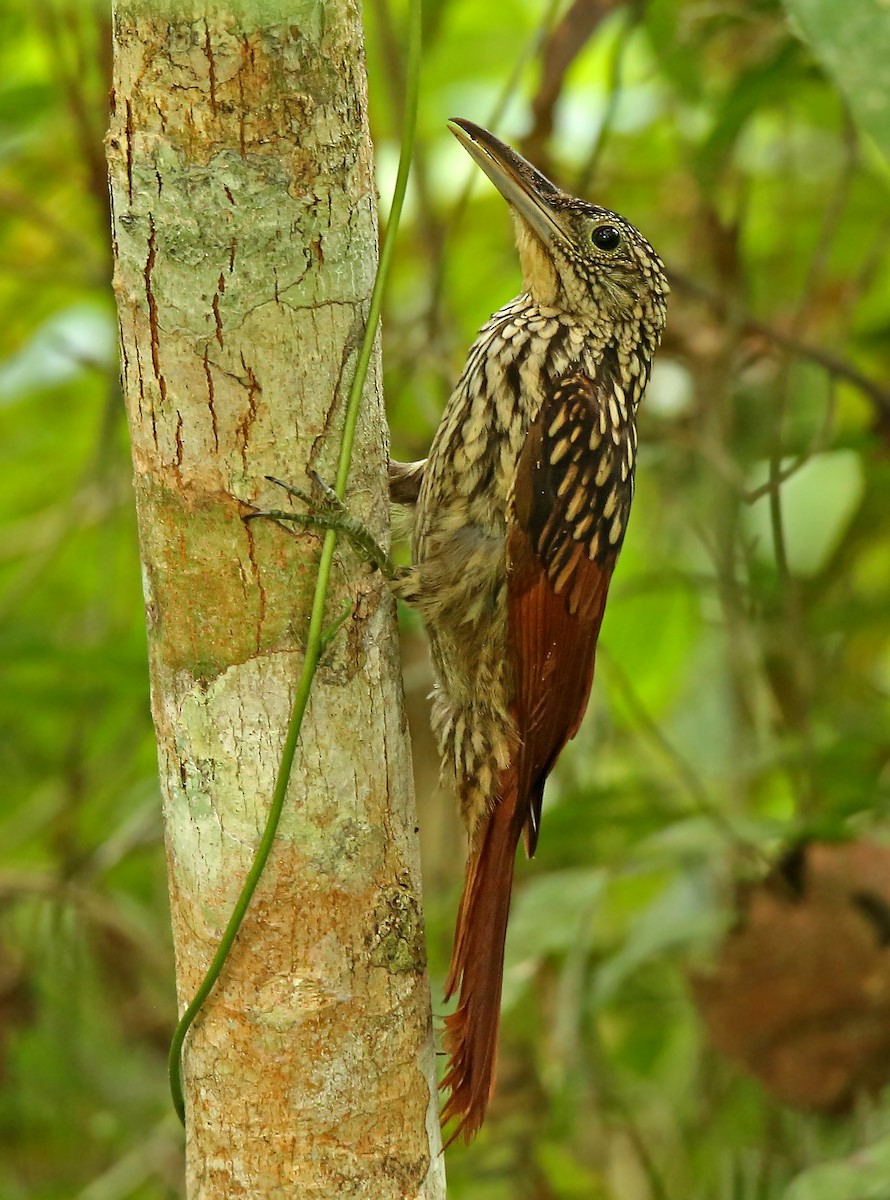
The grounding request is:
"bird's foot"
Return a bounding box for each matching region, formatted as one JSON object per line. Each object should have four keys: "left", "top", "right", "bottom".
{"left": 246, "top": 472, "right": 401, "bottom": 581}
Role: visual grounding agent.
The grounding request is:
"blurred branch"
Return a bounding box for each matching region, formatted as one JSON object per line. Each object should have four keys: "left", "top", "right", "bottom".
{"left": 742, "top": 384, "right": 837, "bottom": 503}
{"left": 522, "top": 0, "right": 620, "bottom": 176}
{"left": 425, "top": 0, "right": 562, "bottom": 343}
{"left": 76, "top": 1116, "right": 183, "bottom": 1200}
{"left": 674, "top": 384, "right": 838, "bottom": 507}
{"left": 763, "top": 121, "right": 858, "bottom": 815}
{"left": 599, "top": 646, "right": 766, "bottom": 863}
{"left": 846, "top": 214, "right": 890, "bottom": 335}
{"left": 36, "top": 0, "right": 112, "bottom": 240}
{"left": 575, "top": 3, "right": 642, "bottom": 195}
{"left": 577, "top": 1005, "right": 673, "bottom": 1200}
{"left": 766, "top": 108, "right": 856, "bottom": 579}
{"left": 670, "top": 270, "right": 890, "bottom": 431}
{"left": 606, "top": 1091, "right": 671, "bottom": 1200}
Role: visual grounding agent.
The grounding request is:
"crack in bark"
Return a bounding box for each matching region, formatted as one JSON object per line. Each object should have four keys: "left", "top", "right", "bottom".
{"left": 203, "top": 346, "right": 220, "bottom": 452}
{"left": 228, "top": 292, "right": 360, "bottom": 339}
{"left": 119, "top": 328, "right": 130, "bottom": 409}
{"left": 144, "top": 214, "right": 167, "bottom": 403}
{"left": 125, "top": 97, "right": 134, "bottom": 204}
{"left": 203, "top": 20, "right": 218, "bottom": 115}
{"left": 132, "top": 328, "right": 156, "bottom": 451}
{"left": 174, "top": 410, "right": 184, "bottom": 478}
{"left": 243, "top": 518, "right": 267, "bottom": 653}
{"left": 212, "top": 291, "right": 224, "bottom": 348}
{"left": 237, "top": 354, "right": 261, "bottom": 473}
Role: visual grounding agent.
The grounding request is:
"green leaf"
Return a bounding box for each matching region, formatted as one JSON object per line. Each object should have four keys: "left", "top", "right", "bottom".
{"left": 593, "top": 872, "right": 723, "bottom": 1005}
{"left": 502, "top": 868, "right": 607, "bottom": 1008}
{"left": 0, "top": 82, "right": 52, "bottom": 127}
{"left": 508, "top": 868, "right": 608, "bottom": 960}
{"left": 0, "top": 305, "right": 118, "bottom": 403}
{"left": 782, "top": 1134, "right": 890, "bottom": 1200}
{"left": 784, "top": 0, "right": 890, "bottom": 166}
{"left": 697, "top": 40, "right": 803, "bottom": 185}
{"left": 744, "top": 450, "right": 866, "bottom": 577}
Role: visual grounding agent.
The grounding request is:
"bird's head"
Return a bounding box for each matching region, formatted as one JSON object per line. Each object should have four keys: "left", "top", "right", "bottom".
{"left": 449, "top": 118, "right": 668, "bottom": 336}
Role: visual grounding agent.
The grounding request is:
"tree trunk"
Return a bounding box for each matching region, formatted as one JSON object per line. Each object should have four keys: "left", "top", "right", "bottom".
{"left": 106, "top": 4, "right": 445, "bottom": 1197}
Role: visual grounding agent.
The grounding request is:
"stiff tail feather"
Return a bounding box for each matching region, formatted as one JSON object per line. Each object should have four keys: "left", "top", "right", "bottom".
{"left": 441, "top": 766, "right": 524, "bottom": 1144}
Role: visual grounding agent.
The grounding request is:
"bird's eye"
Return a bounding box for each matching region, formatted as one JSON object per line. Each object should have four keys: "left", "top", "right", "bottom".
{"left": 591, "top": 224, "right": 622, "bottom": 252}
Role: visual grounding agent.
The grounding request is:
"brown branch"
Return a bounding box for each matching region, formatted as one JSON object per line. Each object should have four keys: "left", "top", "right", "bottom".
{"left": 575, "top": 4, "right": 642, "bottom": 195}
{"left": 36, "top": 0, "right": 113, "bottom": 240}
{"left": 669, "top": 269, "right": 890, "bottom": 432}
{"left": 367, "top": 0, "right": 445, "bottom": 274}
{"left": 423, "top": 0, "right": 562, "bottom": 360}
{"left": 522, "top": 0, "right": 619, "bottom": 177}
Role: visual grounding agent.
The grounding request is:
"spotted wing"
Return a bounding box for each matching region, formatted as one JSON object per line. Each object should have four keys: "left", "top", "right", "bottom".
{"left": 507, "top": 369, "right": 636, "bottom": 855}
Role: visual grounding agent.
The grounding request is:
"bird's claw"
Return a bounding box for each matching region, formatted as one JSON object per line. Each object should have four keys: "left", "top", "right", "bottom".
{"left": 247, "top": 473, "right": 401, "bottom": 581}
{"left": 264, "top": 470, "right": 346, "bottom": 515}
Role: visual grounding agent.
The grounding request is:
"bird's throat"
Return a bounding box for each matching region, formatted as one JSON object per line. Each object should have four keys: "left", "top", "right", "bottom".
{"left": 513, "top": 216, "right": 560, "bottom": 308}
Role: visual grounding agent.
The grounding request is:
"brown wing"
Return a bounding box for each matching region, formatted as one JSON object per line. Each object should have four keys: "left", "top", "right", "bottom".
{"left": 507, "top": 369, "right": 635, "bottom": 855}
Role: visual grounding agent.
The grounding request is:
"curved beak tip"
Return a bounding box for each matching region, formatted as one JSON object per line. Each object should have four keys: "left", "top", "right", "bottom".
{"left": 445, "top": 118, "right": 566, "bottom": 249}
{"left": 447, "top": 117, "right": 476, "bottom": 143}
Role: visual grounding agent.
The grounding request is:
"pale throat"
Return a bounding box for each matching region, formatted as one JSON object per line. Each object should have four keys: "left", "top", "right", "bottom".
{"left": 512, "top": 216, "right": 560, "bottom": 308}
{"left": 512, "top": 214, "right": 632, "bottom": 329}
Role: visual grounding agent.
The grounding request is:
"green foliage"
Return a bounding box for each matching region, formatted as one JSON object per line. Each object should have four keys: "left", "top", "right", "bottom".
{"left": 784, "top": 0, "right": 890, "bottom": 167}
{"left": 2, "top": 0, "right": 890, "bottom": 1197}
{"left": 782, "top": 1134, "right": 890, "bottom": 1200}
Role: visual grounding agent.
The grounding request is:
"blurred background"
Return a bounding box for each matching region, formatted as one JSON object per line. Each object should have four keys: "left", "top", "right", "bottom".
{"left": 2, "top": 0, "right": 890, "bottom": 1196}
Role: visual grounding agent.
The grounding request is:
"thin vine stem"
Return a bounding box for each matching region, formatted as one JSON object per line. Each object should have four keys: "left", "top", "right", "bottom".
{"left": 168, "top": 0, "right": 422, "bottom": 1124}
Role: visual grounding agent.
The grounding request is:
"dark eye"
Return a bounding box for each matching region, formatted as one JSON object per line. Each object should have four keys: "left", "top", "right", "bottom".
{"left": 591, "top": 224, "right": 622, "bottom": 252}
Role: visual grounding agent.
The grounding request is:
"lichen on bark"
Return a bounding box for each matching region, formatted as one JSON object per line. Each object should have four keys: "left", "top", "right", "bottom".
{"left": 107, "top": 4, "right": 445, "bottom": 1196}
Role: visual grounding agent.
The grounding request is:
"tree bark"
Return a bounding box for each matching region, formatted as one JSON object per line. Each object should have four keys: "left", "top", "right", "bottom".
{"left": 106, "top": 4, "right": 445, "bottom": 1197}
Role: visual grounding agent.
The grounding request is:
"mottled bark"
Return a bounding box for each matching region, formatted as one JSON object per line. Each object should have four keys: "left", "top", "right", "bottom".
{"left": 106, "top": 3, "right": 445, "bottom": 1197}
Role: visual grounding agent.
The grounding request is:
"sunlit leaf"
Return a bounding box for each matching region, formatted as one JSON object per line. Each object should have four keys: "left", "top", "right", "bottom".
{"left": 0, "top": 305, "right": 117, "bottom": 403}
{"left": 782, "top": 1134, "right": 890, "bottom": 1200}
{"left": 593, "top": 872, "right": 723, "bottom": 1005}
{"left": 785, "top": 0, "right": 890, "bottom": 166}
{"left": 744, "top": 450, "right": 866, "bottom": 577}
{"left": 503, "top": 868, "right": 607, "bottom": 1007}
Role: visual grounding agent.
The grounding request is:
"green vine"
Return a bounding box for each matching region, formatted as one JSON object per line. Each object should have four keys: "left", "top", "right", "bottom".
{"left": 168, "top": 1, "right": 423, "bottom": 1124}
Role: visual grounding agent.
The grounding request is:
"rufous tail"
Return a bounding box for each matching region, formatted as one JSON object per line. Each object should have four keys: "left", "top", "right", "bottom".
{"left": 441, "top": 766, "right": 524, "bottom": 1144}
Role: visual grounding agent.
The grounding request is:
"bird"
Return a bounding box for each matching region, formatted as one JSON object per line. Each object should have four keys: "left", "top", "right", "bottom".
{"left": 388, "top": 119, "right": 669, "bottom": 1143}
{"left": 250, "top": 117, "right": 669, "bottom": 1144}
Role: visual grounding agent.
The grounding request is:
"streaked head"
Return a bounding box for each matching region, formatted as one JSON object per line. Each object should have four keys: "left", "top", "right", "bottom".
{"left": 449, "top": 118, "right": 668, "bottom": 336}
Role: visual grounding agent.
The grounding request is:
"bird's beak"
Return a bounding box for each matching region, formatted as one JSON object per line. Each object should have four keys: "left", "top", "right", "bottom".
{"left": 448, "top": 118, "right": 570, "bottom": 249}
